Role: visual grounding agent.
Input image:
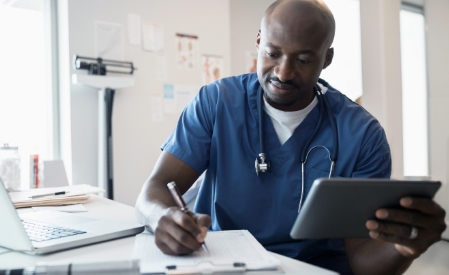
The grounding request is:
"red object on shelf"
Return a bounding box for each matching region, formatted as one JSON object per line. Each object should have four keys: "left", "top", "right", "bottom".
{"left": 32, "top": 154, "right": 39, "bottom": 188}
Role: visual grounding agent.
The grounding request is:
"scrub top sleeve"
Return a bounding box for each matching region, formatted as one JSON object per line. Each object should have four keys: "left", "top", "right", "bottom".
{"left": 352, "top": 124, "right": 392, "bottom": 179}
{"left": 161, "top": 85, "right": 217, "bottom": 174}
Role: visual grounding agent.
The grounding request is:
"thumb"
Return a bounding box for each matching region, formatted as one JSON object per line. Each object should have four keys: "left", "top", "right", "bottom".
{"left": 193, "top": 213, "right": 211, "bottom": 242}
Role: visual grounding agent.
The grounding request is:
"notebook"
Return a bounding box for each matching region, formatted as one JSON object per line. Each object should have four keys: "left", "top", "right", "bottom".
{"left": 0, "top": 181, "right": 144, "bottom": 255}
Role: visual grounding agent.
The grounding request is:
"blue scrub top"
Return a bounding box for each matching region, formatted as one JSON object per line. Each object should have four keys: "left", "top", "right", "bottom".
{"left": 162, "top": 73, "right": 391, "bottom": 275}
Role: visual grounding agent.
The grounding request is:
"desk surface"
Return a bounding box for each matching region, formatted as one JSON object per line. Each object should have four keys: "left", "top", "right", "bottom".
{"left": 0, "top": 196, "right": 338, "bottom": 275}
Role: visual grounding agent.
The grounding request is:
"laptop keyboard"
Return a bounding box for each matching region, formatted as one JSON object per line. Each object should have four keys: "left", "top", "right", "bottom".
{"left": 22, "top": 220, "right": 86, "bottom": 242}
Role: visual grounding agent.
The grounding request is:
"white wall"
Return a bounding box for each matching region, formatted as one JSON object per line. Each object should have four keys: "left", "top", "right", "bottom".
{"left": 360, "top": 0, "right": 404, "bottom": 179}
{"left": 58, "top": 0, "right": 231, "bottom": 206}
{"left": 229, "top": 0, "right": 272, "bottom": 75}
{"left": 425, "top": 0, "right": 449, "bottom": 238}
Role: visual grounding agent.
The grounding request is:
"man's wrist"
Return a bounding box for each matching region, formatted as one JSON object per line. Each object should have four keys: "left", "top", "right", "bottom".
{"left": 135, "top": 197, "right": 171, "bottom": 232}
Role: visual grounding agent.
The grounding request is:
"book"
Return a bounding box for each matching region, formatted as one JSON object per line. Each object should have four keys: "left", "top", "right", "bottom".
{"left": 132, "top": 230, "right": 282, "bottom": 274}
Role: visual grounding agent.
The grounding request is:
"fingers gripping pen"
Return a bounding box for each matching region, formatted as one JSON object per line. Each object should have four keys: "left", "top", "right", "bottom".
{"left": 167, "top": 182, "right": 210, "bottom": 255}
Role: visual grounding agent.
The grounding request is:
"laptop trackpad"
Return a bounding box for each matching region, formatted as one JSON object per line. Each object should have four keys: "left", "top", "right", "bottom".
{"left": 19, "top": 210, "right": 99, "bottom": 226}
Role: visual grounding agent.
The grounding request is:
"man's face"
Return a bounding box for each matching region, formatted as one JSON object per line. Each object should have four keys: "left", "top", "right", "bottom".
{"left": 256, "top": 10, "right": 333, "bottom": 111}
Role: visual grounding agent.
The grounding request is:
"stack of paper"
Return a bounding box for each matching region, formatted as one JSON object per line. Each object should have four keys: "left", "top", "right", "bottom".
{"left": 132, "top": 230, "right": 282, "bottom": 274}
{"left": 8, "top": 184, "right": 105, "bottom": 208}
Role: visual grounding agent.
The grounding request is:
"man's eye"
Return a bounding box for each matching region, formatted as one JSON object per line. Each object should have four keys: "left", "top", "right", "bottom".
{"left": 266, "top": 51, "right": 277, "bottom": 58}
{"left": 299, "top": 59, "right": 310, "bottom": 64}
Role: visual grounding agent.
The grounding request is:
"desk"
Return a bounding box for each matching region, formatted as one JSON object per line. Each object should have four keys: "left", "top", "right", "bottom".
{"left": 0, "top": 196, "right": 338, "bottom": 275}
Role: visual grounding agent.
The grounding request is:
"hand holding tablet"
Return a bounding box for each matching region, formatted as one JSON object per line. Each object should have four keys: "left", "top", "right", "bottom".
{"left": 290, "top": 178, "right": 442, "bottom": 239}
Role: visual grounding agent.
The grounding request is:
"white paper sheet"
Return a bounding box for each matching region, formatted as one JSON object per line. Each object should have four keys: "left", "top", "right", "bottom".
{"left": 32, "top": 204, "right": 87, "bottom": 213}
{"left": 142, "top": 22, "right": 164, "bottom": 51}
{"left": 175, "top": 33, "right": 199, "bottom": 70}
{"left": 201, "top": 54, "right": 224, "bottom": 85}
{"left": 127, "top": 14, "right": 141, "bottom": 45}
{"left": 174, "top": 85, "right": 197, "bottom": 112}
{"left": 8, "top": 184, "right": 105, "bottom": 203}
{"left": 132, "top": 230, "right": 279, "bottom": 273}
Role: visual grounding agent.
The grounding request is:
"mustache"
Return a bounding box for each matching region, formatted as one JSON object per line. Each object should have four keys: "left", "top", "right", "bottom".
{"left": 268, "top": 77, "right": 299, "bottom": 90}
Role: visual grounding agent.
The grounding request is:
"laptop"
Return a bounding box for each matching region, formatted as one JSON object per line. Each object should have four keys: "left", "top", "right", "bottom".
{"left": 0, "top": 180, "right": 144, "bottom": 255}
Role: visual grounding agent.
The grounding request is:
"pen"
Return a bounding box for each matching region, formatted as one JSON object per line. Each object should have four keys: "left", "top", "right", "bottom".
{"left": 29, "top": 191, "right": 69, "bottom": 199}
{"left": 167, "top": 182, "right": 210, "bottom": 255}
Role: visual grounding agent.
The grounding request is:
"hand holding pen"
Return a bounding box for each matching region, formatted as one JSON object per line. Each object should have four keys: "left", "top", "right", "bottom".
{"left": 164, "top": 182, "right": 210, "bottom": 254}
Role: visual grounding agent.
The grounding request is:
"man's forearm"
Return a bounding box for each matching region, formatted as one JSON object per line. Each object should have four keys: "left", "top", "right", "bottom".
{"left": 348, "top": 239, "right": 414, "bottom": 275}
{"left": 135, "top": 180, "right": 177, "bottom": 231}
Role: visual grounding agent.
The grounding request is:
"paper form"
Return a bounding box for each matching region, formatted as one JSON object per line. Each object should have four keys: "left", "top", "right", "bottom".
{"left": 132, "top": 230, "right": 280, "bottom": 273}
{"left": 9, "top": 184, "right": 104, "bottom": 203}
{"left": 142, "top": 21, "right": 164, "bottom": 52}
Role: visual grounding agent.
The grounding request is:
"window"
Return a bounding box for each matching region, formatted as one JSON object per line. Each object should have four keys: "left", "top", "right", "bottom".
{"left": 0, "top": 0, "right": 58, "bottom": 188}
{"left": 320, "top": 0, "right": 363, "bottom": 102}
{"left": 400, "top": 4, "right": 429, "bottom": 177}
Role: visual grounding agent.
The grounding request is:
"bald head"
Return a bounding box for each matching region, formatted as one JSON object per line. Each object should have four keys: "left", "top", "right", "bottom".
{"left": 255, "top": 0, "right": 336, "bottom": 111}
{"left": 262, "top": 0, "right": 335, "bottom": 49}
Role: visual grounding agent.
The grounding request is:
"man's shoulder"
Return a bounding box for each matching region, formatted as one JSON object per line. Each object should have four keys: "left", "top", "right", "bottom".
{"left": 325, "top": 83, "right": 370, "bottom": 115}
{"left": 197, "top": 73, "right": 259, "bottom": 106}
{"left": 323, "top": 80, "right": 383, "bottom": 131}
{"left": 205, "top": 72, "right": 259, "bottom": 93}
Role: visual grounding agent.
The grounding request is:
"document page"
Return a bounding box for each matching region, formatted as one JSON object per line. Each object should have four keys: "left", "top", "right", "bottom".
{"left": 133, "top": 230, "right": 280, "bottom": 273}
{"left": 9, "top": 184, "right": 105, "bottom": 203}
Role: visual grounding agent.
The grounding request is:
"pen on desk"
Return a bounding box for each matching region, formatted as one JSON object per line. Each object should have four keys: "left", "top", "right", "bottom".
{"left": 167, "top": 182, "right": 210, "bottom": 255}
{"left": 29, "top": 191, "right": 69, "bottom": 199}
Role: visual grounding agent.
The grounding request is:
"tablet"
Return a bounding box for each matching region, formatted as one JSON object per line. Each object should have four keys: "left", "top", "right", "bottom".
{"left": 290, "top": 178, "right": 441, "bottom": 239}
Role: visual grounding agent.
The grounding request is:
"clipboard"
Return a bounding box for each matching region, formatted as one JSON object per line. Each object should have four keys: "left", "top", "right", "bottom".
{"left": 165, "top": 261, "right": 247, "bottom": 274}
{"left": 132, "top": 230, "right": 282, "bottom": 274}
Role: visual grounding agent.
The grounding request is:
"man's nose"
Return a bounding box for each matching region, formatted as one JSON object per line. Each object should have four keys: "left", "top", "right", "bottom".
{"left": 274, "top": 58, "right": 295, "bottom": 82}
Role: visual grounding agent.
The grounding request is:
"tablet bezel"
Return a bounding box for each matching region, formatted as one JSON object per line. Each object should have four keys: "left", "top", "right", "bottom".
{"left": 290, "top": 178, "right": 441, "bottom": 239}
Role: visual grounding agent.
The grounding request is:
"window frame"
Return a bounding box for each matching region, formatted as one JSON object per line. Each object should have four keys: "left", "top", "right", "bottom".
{"left": 400, "top": 2, "right": 430, "bottom": 179}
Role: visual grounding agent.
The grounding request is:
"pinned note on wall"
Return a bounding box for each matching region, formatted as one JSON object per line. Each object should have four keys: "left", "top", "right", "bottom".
{"left": 142, "top": 21, "right": 164, "bottom": 52}
{"left": 127, "top": 14, "right": 141, "bottom": 46}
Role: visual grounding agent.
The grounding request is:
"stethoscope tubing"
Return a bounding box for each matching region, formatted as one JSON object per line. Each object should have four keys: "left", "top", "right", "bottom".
{"left": 257, "top": 82, "right": 339, "bottom": 212}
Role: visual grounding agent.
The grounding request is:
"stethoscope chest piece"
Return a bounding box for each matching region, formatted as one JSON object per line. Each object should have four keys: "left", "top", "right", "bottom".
{"left": 255, "top": 153, "right": 271, "bottom": 176}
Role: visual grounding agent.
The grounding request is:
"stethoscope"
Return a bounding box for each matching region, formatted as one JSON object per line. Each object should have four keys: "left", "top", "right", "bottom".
{"left": 254, "top": 82, "right": 339, "bottom": 212}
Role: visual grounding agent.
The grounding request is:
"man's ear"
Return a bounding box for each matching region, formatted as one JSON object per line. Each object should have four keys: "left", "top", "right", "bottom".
{"left": 256, "top": 30, "right": 261, "bottom": 51}
{"left": 323, "top": 47, "right": 334, "bottom": 69}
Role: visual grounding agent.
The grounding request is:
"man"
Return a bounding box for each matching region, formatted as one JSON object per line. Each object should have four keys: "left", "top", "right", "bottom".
{"left": 135, "top": 1, "right": 446, "bottom": 274}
